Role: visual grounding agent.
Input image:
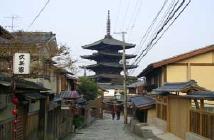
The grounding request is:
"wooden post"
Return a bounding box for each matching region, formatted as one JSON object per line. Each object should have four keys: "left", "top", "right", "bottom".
{"left": 199, "top": 111, "right": 202, "bottom": 136}
{"left": 38, "top": 98, "right": 48, "bottom": 140}
{"left": 200, "top": 99, "right": 204, "bottom": 111}
{"left": 194, "top": 99, "right": 199, "bottom": 109}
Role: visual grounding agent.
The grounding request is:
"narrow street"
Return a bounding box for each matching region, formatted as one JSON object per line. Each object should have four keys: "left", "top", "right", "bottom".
{"left": 63, "top": 113, "right": 142, "bottom": 140}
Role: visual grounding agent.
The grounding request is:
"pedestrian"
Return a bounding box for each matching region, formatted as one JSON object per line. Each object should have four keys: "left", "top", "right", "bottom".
{"left": 116, "top": 104, "right": 121, "bottom": 120}
{"left": 111, "top": 103, "right": 116, "bottom": 120}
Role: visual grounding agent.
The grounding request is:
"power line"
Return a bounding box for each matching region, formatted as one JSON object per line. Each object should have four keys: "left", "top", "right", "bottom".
{"left": 135, "top": 0, "right": 169, "bottom": 55}
{"left": 131, "top": 0, "right": 170, "bottom": 68}
{"left": 125, "top": 0, "right": 142, "bottom": 32}
{"left": 134, "top": 0, "right": 185, "bottom": 65}
{"left": 129, "top": 0, "right": 170, "bottom": 75}
{"left": 114, "top": 0, "right": 122, "bottom": 31}
{"left": 145, "top": 0, "right": 192, "bottom": 57}
{"left": 28, "top": 0, "right": 50, "bottom": 29}
{"left": 121, "top": 0, "right": 131, "bottom": 31}
{"left": 130, "top": 0, "right": 191, "bottom": 75}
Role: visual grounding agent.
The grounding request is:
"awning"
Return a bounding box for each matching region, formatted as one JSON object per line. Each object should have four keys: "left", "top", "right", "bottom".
{"left": 22, "top": 93, "right": 46, "bottom": 100}
{"left": 130, "top": 96, "right": 155, "bottom": 109}
{"left": 0, "top": 74, "right": 48, "bottom": 91}
{"left": 60, "top": 90, "right": 80, "bottom": 99}
{"left": 0, "top": 80, "right": 11, "bottom": 86}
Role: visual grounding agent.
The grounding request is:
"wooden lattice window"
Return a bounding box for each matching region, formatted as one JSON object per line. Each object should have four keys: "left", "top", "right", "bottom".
{"left": 156, "top": 96, "right": 168, "bottom": 121}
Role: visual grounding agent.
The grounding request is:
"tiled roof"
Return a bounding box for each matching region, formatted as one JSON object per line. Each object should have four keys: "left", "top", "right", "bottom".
{"left": 82, "top": 36, "right": 135, "bottom": 50}
{"left": 184, "top": 91, "right": 214, "bottom": 99}
{"left": 21, "top": 93, "right": 46, "bottom": 100}
{"left": 85, "top": 63, "right": 137, "bottom": 69}
{"left": 81, "top": 52, "right": 136, "bottom": 60}
{"left": 0, "top": 74, "right": 48, "bottom": 90}
{"left": 153, "top": 80, "right": 206, "bottom": 93}
{"left": 128, "top": 81, "right": 145, "bottom": 88}
{"left": 130, "top": 96, "right": 155, "bottom": 108}
{"left": 0, "top": 31, "right": 55, "bottom": 44}
{"left": 97, "top": 83, "right": 124, "bottom": 90}
{"left": 60, "top": 91, "right": 80, "bottom": 99}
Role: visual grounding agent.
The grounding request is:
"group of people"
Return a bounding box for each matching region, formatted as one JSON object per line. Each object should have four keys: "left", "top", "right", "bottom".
{"left": 111, "top": 103, "right": 122, "bottom": 120}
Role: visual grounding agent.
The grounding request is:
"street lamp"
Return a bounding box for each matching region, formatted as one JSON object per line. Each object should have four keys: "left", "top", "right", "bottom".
{"left": 114, "top": 92, "right": 121, "bottom": 100}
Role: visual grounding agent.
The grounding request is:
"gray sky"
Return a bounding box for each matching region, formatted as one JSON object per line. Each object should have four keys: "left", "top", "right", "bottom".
{"left": 1, "top": 0, "right": 214, "bottom": 76}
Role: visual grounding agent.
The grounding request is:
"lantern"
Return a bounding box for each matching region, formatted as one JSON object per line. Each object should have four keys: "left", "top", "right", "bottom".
{"left": 11, "top": 109, "right": 17, "bottom": 116}
{"left": 13, "top": 119, "right": 18, "bottom": 125}
{"left": 13, "top": 129, "right": 17, "bottom": 132}
{"left": 12, "top": 96, "right": 19, "bottom": 105}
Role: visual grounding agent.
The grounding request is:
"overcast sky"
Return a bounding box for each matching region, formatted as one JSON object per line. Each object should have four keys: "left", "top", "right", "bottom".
{"left": 1, "top": 0, "right": 214, "bottom": 76}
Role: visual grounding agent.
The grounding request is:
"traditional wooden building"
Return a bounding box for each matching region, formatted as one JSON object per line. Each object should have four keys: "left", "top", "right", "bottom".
{"left": 0, "top": 73, "right": 49, "bottom": 140}
{"left": 153, "top": 81, "right": 214, "bottom": 140}
{"left": 128, "top": 81, "right": 146, "bottom": 95}
{"left": 138, "top": 45, "right": 214, "bottom": 91}
{"left": 81, "top": 11, "right": 137, "bottom": 89}
{"left": 129, "top": 96, "right": 156, "bottom": 123}
{"left": 0, "top": 30, "right": 78, "bottom": 140}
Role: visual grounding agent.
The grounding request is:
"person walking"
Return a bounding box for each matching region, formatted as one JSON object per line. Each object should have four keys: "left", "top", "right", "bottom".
{"left": 116, "top": 104, "right": 121, "bottom": 120}
{"left": 111, "top": 103, "right": 116, "bottom": 120}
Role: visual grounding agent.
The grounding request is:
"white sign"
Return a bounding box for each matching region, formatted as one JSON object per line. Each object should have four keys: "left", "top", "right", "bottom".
{"left": 13, "top": 53, "right": 30, "bottom": 74}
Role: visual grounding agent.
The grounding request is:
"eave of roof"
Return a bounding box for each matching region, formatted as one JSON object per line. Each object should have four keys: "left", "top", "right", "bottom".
{"left": 128, "top": 81, "right": 145, "bottom": 88}
{"left": 138, "top": 45, "right": 214, "bottom": 77}
{"left": 0, "top": 31, "right": 56, "bottom": 44}
{"left": 81, "top": 52, "right": 136, "bottom": 60}
{"left": 184, "top": 91, "right": 214, "bottom": 99}
{"left": 82, "top": 36, "right": 135, "bottom": 50}
{"left": 84, "top": 63, "right": 137, "bottom": 69}
{"left": 153, "top": 80, "right": 207, "bottom": 93}
{"left": 130, "top": 96, "right": 155, "bottom": 108}
{"left": 0, "top": 74, "right": 48, "bottom": 91}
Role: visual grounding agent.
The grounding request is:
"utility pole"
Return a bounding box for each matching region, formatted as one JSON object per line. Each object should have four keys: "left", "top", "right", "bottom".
{"left": 83, "top": 65, "right": 87, "bottom": 77}
{"left": 114, "top": 31, "right": 128, "bottom": 124}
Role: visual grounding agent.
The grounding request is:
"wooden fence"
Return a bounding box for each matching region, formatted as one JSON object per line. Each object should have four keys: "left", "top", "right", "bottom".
{"left": 190, "top": 109, "right": 214, "bottom": 139}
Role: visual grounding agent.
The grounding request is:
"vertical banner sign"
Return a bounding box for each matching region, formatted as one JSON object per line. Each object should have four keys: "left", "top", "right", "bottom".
{"left": 13, "top": 53, "right": 30, "bottom": 74}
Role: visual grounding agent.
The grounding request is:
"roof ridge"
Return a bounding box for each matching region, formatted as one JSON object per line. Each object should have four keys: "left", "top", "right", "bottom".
{"left": 153, "top": 44, "right": 214, "bottom": 68}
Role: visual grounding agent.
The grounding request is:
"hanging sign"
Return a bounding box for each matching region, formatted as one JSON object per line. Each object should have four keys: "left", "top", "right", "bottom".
{"left": 13, "top": 53, "right": 30, "bottom": 74}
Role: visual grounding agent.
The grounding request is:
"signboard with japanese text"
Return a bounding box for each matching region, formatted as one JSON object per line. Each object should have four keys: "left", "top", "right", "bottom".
{"left": 13, "top": 53, "right": 30, "bottom": 74}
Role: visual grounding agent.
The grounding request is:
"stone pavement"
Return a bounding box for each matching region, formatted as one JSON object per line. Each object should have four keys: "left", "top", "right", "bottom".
{"left": 63, "top": 113, "right": 143, "bottom": 140}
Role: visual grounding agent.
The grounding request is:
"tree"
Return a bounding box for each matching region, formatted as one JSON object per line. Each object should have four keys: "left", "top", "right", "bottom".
{"left": 77, "top": 77, "right": 99, "bottom": 101}
{"left": 52, "top": 44, "right": 77, "bottom": 74}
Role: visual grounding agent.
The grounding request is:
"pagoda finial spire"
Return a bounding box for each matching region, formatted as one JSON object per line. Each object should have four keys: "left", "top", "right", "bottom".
{"left": 106, "top": 10, "right": 111, "bottom": 38}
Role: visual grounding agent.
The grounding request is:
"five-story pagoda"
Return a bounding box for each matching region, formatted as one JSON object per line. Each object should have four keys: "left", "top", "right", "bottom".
{"left": 81, "top": 11, "right": 137, "bottom": 89}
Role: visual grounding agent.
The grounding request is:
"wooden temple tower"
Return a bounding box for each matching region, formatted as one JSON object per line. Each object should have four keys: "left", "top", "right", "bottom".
{"left": 81, "top": 11, "right": 137, "bottom": 89}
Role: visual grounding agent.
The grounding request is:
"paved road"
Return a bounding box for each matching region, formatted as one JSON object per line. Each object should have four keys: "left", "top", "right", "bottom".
{"left": 63, "top": 113, "right": 142, "bottom": 140}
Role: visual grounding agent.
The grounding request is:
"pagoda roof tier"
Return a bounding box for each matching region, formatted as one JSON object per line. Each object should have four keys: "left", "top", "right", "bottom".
{"left": 81, "top": 52, "right": 136, "bottom": 60}
{"left": 89, "top": 74, "right": 124, "bottom": 79}
{"left": 89, "top": 73, "right": 135, "bottom": 79}
{"left": 83, "top": 63, "right": 137, "bottom": 70}
{"left": 82, "top": 36, "right": 135, "bottom": 50}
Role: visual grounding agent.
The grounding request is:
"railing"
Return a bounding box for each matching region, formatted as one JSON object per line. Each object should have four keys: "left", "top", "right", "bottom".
{"left": 190, "top": 109, "right": 214, "bottom": 139}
